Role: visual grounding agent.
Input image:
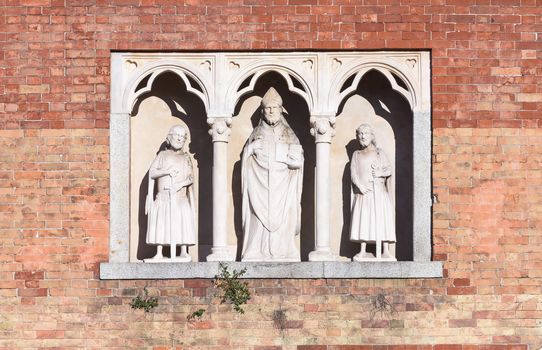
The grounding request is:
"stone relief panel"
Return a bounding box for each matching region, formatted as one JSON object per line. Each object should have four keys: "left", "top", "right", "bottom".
{"left": 108, "top": 51, "right": 432, "bottom": 270}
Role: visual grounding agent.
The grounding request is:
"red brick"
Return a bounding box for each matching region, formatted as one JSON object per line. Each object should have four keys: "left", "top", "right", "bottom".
{"left": 17, "top": 288, "right": 48, "bottom": 297}
{"left": 36, "top": 330, "right": 64, "bottom": 339}
{"left": 0, "top": 2, "right": 540, "bottom": 349}
{"left": 434, "top": 346, "right": 462, "bottom": 350}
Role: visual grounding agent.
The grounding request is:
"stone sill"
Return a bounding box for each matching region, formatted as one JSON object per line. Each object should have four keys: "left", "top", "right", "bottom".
{"left": 100, "top": 261, "right": 443, "bottom": 279}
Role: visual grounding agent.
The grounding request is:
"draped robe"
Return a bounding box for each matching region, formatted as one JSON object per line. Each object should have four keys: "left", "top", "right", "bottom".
{"left": 350, "top": 148, "right": 396, "bottom": 243}
{"left": 241, "top": 119, "right": 303, "bottom": 261}
{"left": 146, "top": 150, "right": 196, "bottom": 247}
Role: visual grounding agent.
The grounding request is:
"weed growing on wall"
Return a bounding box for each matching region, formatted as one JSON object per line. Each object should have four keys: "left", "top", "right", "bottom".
{"left": 130, "top": 287, "right": 158, "bottom": 313}
{"left": 213, "top": 263, "right": 250, "bottom": 314}
{"left": 187, "top": 308, "right": 206, "bottom": 321}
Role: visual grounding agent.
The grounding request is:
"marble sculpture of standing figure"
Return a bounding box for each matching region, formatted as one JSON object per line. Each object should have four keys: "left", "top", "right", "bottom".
{"left": 145, "top": 125, "right": 196, "bottom": 262}
{"left": 350, "top": 123, "right": 396, "bottom": 261}
{"left": 241, "top": 87, "right": 304, "bottom": 261}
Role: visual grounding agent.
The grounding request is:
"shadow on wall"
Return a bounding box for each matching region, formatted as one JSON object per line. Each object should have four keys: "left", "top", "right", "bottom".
{"left": 133, "top": 72, "right": 211, "bottom": 261}
{"left": 231, "top": 71, "right": 315, "bottom": 261}
{"left": 338, "top": 70, "right": 414, "bottom": 261}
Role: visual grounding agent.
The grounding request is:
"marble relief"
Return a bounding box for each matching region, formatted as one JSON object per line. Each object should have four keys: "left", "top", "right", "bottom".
{"left": 110, "top": 52, "right": 431, "bottom": 265}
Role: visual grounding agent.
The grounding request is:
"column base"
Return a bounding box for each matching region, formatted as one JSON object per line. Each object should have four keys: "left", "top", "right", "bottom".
{"left": 206, "top": 246, "right": 236, "bottom": 262}
{"left": 308, "top": 249, "right": 338, "bottom": 262}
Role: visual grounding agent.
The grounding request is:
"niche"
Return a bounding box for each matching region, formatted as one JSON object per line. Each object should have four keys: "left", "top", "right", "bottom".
{"left": 129, "top": 72, "right": 211, "bottom": 262}
{"left": 227, "top": 70, "right": 315, "bottom": 261}
{"left": 333, "top": 70, "right": 414, "bottom": 261}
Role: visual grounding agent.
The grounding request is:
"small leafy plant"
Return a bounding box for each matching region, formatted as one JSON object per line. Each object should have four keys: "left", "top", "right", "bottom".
{"left": 130, "top": 287, "right": 158, "bottom": 313}
{"left": 187, "top": 308, "right": 206, "bottom": 321}
{"left": 214, "top": 263, "right": 250, "bottom": 314}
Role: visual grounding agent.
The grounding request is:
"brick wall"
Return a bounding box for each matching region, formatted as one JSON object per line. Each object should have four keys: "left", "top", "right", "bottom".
{"left": 0, "top": 1, "right": 541, "bottom": 349}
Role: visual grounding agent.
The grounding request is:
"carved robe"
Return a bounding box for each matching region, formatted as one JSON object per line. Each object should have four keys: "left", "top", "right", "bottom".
{"left": 241, "top": 118, "right": 303, "bottom": 261}
{"left": 350, "top": 148, "right": 396, "bottom": 243}
{"left": 146, "top": 150, "right": 196, "bottom": 246}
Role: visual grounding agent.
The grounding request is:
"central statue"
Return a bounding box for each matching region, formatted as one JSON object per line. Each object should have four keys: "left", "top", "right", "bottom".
{"left": 241, "top": 87, "right": 304, "bottom": 261}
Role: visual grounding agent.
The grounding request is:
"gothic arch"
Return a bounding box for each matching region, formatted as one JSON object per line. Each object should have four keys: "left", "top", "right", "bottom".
{"left": 224, "top": 61, "right": 315, "bottom": 115}
{"left": 328, "top": 60, "right": 418, "bottom": 115}
{"left": 121, "top": 60, "right": 212, "bottom": 116}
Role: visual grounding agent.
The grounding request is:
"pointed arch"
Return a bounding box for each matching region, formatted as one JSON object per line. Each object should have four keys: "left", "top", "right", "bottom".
{"left": 328, "top": 60, "right": 418, "bottom": 115}
{"left": 121, "top": 60, "right": 212, "bottom": 116}
{"left": 224, "top": 61, "right": 315, "bottom": 115}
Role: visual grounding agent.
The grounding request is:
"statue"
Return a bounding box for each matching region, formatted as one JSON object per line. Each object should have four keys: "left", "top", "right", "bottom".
{"left": 145, "top": 125, "right": 196, "bottom": 262}
{"left": 241, "top": 87, "right": 304, "bottom": 261}
{"left": 350, "top": 123, "right": 396, "bottom": 261}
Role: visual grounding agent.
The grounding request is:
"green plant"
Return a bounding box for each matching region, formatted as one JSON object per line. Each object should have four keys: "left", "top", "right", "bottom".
{"left": 187, "top": 308, "right": 206, "bottom": 321}
{"left": 130, "top": 287, "right": 158, "bottom": 313}
{"left": 213, "top": 263, "right": 250, "bottom": 314}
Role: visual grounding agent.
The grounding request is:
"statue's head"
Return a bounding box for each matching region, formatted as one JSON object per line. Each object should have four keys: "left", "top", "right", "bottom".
{"left": 356, "top": 123, "right": 376, "bottom": 148}
{"left": 166, "top": 125, "right": 187, "bottom": 151}
{"left": 260, "top": 87, "right": 285, "bottom": 127}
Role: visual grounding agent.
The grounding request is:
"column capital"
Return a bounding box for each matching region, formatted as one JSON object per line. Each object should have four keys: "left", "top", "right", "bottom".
{"left": 207, "top": 117, "right": 232, "bottom": 142}
{"left": 310, "top": 116, "right": 336, "bottom": 144}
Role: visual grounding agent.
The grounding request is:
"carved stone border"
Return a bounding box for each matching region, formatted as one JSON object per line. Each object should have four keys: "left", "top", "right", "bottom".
{"left": 103, "top": 51, "right": 440, "bottom": 278}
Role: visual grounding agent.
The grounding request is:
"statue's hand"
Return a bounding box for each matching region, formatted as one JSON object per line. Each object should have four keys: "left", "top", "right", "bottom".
{"left": 287, "top": 153, "right": 303, "bottom": 169}
{"left": 168, "top": 167, "right": 180, "bottom": 178}
{"left": 371, "top": 163, "right": 383, "bottom": 178}
{"left": 359, "top": 185, "right": 372, "bottom": 195}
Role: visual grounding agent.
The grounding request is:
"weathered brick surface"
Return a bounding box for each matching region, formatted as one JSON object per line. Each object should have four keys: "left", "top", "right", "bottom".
{"left": 0, "top": 1, "right": 541, "bottom": 349}
{"left": 0, "top": 127, "right": 539, "bottom": 348}
{"left": 0, "top": 1, "right": 541, "bottom": 129}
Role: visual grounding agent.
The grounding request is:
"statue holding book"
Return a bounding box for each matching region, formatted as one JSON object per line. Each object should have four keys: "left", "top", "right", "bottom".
{"left": 241, "top": 87, "right": 304, "bottom": 261}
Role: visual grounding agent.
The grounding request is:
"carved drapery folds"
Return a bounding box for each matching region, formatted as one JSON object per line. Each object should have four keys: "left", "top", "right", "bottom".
{"left": 109, "top": 51, "right": 432, "bottom": 266}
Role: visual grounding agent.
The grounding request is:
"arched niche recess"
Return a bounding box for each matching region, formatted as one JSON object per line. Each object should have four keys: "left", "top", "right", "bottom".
{"left": 129, "top": 71, "right": 211, "bottom": 262}
{"left": 228, "top": 70, "right": 315, "bottom": 261}
{"left": 333, "top": 69, "right": 413, "bottom": 261}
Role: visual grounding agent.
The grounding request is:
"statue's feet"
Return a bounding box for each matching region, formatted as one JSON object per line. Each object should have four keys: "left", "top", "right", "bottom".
{"left": 379, "top": 251, "right": 397, "bottom": 261}
{"left": 170, "top": 254, "right": 192, "bottom": 263}
{"left": 143, "top": 253, "right": 170, "bottom": 263}
{"left": 382, "top": 251, "right": 394, "bottom": 259}
{"left": 353, "top": 251, "right": 375, "bottom": 261}
{"left": 146, "top": 251, "right": 164, "bottom": 260}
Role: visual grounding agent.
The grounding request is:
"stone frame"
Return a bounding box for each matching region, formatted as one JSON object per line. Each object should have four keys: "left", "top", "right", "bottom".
{"left": 101, "top": 51, "right": 442, "bottom": 279}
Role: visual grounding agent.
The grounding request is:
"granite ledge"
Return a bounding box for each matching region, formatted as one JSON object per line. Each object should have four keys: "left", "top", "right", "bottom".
{"left": 100, "top": 261, "right": 443, "bottom": 280}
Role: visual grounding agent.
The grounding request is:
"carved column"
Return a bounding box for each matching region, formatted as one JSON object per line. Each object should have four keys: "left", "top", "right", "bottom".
{"left": 308, "top": 116, "right": 338, "bottom": 261}
{"left": 206, "top": 117, "right": 235, "bottom": 261}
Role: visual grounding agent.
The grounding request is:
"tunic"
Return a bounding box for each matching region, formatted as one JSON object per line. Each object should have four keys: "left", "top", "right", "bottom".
{"left": 241, "top": 118, "right": 303, "bottom": 261}
{"left": 146, "top": 150, "right": 196, "bottom": 246}
{"left": 350, "top": 148, "right": 396, "bottom": 243}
